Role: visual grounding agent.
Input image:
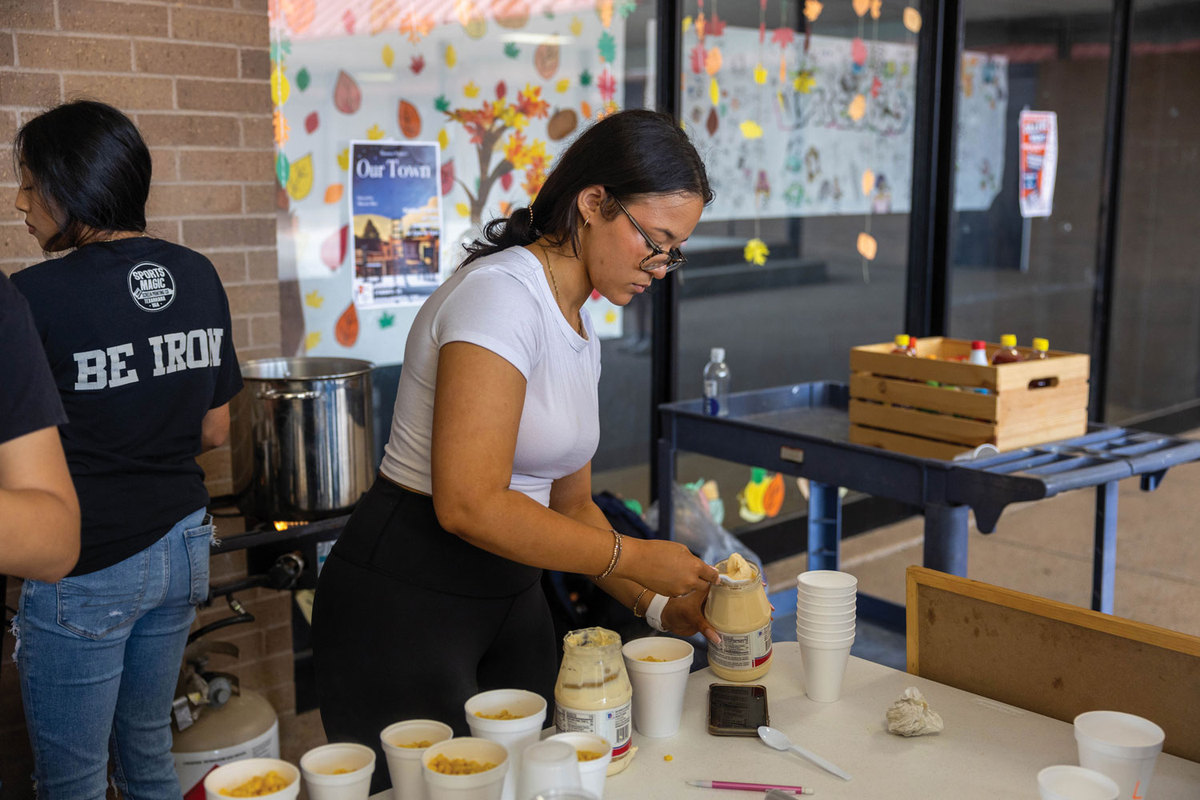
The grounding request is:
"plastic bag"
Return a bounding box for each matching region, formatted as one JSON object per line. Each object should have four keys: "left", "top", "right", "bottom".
{"left": 645, "top": 483, "right": 766, "bottom": 578}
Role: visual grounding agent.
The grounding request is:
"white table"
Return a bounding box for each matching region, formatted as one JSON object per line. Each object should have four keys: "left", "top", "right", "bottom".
{"left": 607, "top": 642, "right": 1200, "bottom": 799}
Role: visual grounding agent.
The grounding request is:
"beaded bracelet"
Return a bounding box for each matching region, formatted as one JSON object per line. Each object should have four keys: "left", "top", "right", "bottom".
{"left": 631, "top": 587, "right": 650, "bottom": 618}
{"left": 595, "top": 529, "right": 623, "bottom": 579}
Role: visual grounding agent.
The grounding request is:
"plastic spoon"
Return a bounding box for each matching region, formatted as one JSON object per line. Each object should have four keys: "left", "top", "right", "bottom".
{"left": 757, "top": 725, "right": 853, "bottom": 781}
{"left": 717, "top": 573, "right": 751, "bottom": 586}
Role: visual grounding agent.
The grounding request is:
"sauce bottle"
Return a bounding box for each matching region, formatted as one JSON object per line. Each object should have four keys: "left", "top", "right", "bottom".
{"left": 704, "top": 554, "right": 773, "bottom": 681}
{"left": 992, "top": 334, "right": 1022, "bottom": 364}
{"left": 553, "top": 627, "right": 633, "bottom": 762}
{"left": 1029, "top": 337, "right": 1051, "bottom": 387}
{"left": 891, "top": 334, "right": 912, "bottom": 355}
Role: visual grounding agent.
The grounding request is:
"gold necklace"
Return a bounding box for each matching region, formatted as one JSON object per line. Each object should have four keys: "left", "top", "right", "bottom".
{"left": 538, "top": 243, "right": 583, "bottom": 336}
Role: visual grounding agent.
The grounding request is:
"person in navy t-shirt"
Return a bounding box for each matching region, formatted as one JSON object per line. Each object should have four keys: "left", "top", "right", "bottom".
{"left": 11, "top": 100, "right": 242, "bottom": 799}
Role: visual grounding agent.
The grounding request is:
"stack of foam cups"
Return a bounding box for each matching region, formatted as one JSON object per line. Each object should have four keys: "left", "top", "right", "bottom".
{"left": 795, "top": 570, "right": 857, "bottom": 702}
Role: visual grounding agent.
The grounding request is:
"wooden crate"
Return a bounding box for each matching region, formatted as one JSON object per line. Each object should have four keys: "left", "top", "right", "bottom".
{"left": 848, "top": 337, "right": 1090, "bottom": 460}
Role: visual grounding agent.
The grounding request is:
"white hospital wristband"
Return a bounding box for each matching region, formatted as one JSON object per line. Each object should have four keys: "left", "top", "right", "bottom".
{"left": 645, "top": 593, "right": 669, "bottom": 632}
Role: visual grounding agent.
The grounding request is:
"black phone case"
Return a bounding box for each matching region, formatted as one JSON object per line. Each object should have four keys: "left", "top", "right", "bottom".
{"left": 707, "top": 683, "right": 769, "bottom": 736}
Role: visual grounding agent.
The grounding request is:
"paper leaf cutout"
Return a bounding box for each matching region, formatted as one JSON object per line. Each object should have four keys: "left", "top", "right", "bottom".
{"left": 335, "top": 303, "right": 359, "bottom": 347}
{"left": 275, "top": 152, "right": 290, "bottom": 187}
{"left": 579, "top": 69, "right": 592, "bottom": 87}
{"left": 411, "top": 55, "right": 425, "bottom": 74}
{"left": 706, "top": 107, "right": 719, "bottom": 136}
{"left": 570, "top": 17, "right": 583, "bottom": 36}
{"left": 547, "top": 108, "right": 578, "bottom": 140}
{"left": 852, "top": 38, "right": 867, "bottom": 66}
{"left": 273, "top": 110, "right": 291, "bottom": 145}
{"left": 604, "top": 309, "right": 617, "bottom": 324}
{"left": 696, "top": 12, "right": 706, "bottom": 42}
{"left": 689, "top": 45, "right": 706, "bottom": 74}
{"left": 295, "top": 67, "right": 310, "bottom": 91}
{"left": 398, "top": 100, "right": 421, "bottom": 137}
{"left": 598, "top": 31, "right": 616, "bottom": 64}
{"left": 434, "top": 94, "right": 450, "bottom": 112}
{"left": 617, "top": 0, "right": 637, "bottom": 19}
{"left": 336, "top": 148, "right": 349, "bottom": 171}
{"left": 437, "top": 129, "right": 449, "bottom": 149}
{"left": 304, "top": 111, "right": 318, "bottom": 134}
{"left": 382, "top": 44, "right": 394, "bottom": 67}
{"left": 581, "top": 100, "right": 592, "bottom": 119}
{"left": 708, "top": 11, "right": 726, "bottom": 36}
{"left": 555, "top": 78, "right": 570, "bottom": 92}
{"left": 463, "top": 82, "right": 479, "bottom": 98}
{"left": 682, "top": 16, "right": 693, "bottom": 32}
{"left": 366, "top": 124, "right": 385, "bottom": 140}
{"left": 709, "top": 77, "right": 720, "bottom": 105}
{"left": 455, "top": 202, "right": 470, "bottom": 217}
{"left": 871, "top": 75, "right": 883, "bottom": 98}
{"left": 904, "top": 7, "right": 922, "bottom": 32}
{"left": 334, "top": 70, "right": 361, "bottom": 114}
{"left": 599, "top": 0, "right": 613, "bottom": 28}
{"left": 862, "top": 169, "right": 875, "bottom": 196}
{"left": 379, "top": 313, "right": 395, "bottom": 329}
{"left": 270, "top": 67, "right": 290, "bottom": 105}
{"left": 304, "top": 290, "right": 323, "bottom": 308}
{"left": 848, "top": 94, "right": 866, "bottom": 121}
{"left": 286, "top": 153, "right": 313, "bottom": 200}
{"left": 446, "top": 45, "right": 458, "bottom": 68}
{"left": 795, "top": 71, "right": 815, "bottom": 93}
{"left": 342, "top": 9, "right": 355, "bottom": 33}
{"left": 740, "top": 120, "right": 763, "bottom": 139}
{"left": 852, "top": 0, "right": 870, "bottom": 16}
{"left": 321, "top": 225, "right": 348, "bottom": 269}
{"left": 744, "top": 238, "right": 769, "bottom": 266}
{"left": 504, "top": 42, "right": 520, "bottom": 59}
{"left": 535, "top": 43, "right": 560, "bottom": 79}
{"left": 771, "top": 28, "right": 795, "bottom": 47}
{"left": 500, "top": 172, "right": 513, "bottom": 191}
{"left": 495, "top": 81, "right": 507, "bottom": 100}
{"left": 804, "top": 1, "right": 823, "bottom": 21}
{"left": 440, "top": 159, "right": 454, "bottom": 193}
{"left": 368, "top": 0, "right": 396, "bottom": 35}
{"left": 871, "top": 0, "right": 883, "bottom": 20}
{"left": 857, "top": 232, "right": 878, "bottom": 260}
{"left": 754, "top": 63, "right": 767, "bottom": 84}
{"left": 597, "top": 70, "right": 616, "bottom": 102}
{"left": 779, "top": 53, "right": 787, "bottom": 83}
{"left": 305, "top": 331, "right": 321, "bottom": 351}
{"left": 324, "top": 184, "right": 344, "bottom": 204}
{"left": 705, "top": 47, "right": 722, "bottom": 75}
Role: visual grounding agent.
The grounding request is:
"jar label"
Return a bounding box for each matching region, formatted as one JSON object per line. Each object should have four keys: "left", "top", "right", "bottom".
{"left": 709, "top": 622, "right": 773, "bottom": 670}
{"left": 554, "top": 700, "right": 632, "bottom": 758}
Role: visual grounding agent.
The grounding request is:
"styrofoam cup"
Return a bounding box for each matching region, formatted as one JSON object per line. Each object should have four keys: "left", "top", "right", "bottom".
{"left": 381, "top": 719, "right": 454, "bottom": 800}
{"left": 204, "top": 758, "right": 300, "bottom": 800}
{"left": 795, "top": 607, "right": 856, "bottom": 625}
{"left": 795, "top": 622, "right": 856, "bottom": 642}
{"left": 1074, "top": 711, "right": 1165, "bottom": 799}
{"left": 795, "top": 617, "right": 856, "bottom": 635}
{"left": 545, "top": 732, "right": 612, "bottom": 800}
{"left": 516, "top": 740, "right": 581, "bottom": 800}
{"left": 1038, "top": 765, "right": 1120, "bottom": 800}
{"left": 422, "top": 737, "right": 509, "bottom": 800}
{"left": 300, "top": 743, "right": 376, "bottom": 800}
{"left": 797, "top": 570, "right": 858, "bottom": 596}
{"left": 621, "top": 637, "right": 694, "bottom": 738}
{"left": 464, "top": 689, "right": 547, "bottom": 800}
{"left": 795, "top": 592, "right": 856, "bottom": 611}
{"left": 798, "top": 638, "right": 853, "bottom": 702}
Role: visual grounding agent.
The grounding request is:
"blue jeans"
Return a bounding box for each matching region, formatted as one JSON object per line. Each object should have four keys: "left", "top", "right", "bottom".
{"left": 16, "top": 508, "right": 212, "bottom": 800}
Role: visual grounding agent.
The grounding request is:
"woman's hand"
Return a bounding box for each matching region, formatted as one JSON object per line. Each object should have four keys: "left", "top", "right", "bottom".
{"left": 618, "top": 538, "right": 719, "bottom": 598}
{"left": 660, "top": 588, "right": 720, "bottom": 645}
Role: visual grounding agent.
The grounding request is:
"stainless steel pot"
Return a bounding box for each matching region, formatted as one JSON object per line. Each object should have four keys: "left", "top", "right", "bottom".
{"left": 231, "top": 357, "right": 375, "bottom": 521}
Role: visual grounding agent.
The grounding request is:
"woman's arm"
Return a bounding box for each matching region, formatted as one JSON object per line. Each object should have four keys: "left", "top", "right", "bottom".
{"left": 430, "top": 341, "right": 717, "bottom": 598}
{"left": 200, "top": 402, "right": 230, "bottom": 452}
{"left": 0, "top": 426, "right": 80, "bottom": 581}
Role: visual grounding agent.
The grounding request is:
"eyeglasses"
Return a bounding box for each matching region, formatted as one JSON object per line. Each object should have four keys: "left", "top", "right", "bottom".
{"left": 611, "top": 195, "right": 687, "bottom": 274}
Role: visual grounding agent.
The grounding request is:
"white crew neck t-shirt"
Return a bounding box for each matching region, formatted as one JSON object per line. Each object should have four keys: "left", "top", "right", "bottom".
{"left": 379, "top": 246, "right": 601, "bottom": 506}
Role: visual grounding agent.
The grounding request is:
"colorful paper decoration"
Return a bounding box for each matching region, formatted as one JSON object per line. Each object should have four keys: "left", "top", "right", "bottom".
{"left": 904, "top": 7, "right": 922, "bottom": 32}
{"left": 848, "top": 93, "right": 866, "bottom": 121}
{"left": 324, "top": 184, "right": 343, "bottom": 204}
{"left": 304, "top": 290, "right": 323, "bottom": 308}
{"left": 286, "top": 153, "right": 313, "bottom": 200}
{"left": 743, "top": 238, "right": 769, "bottom": 266}
{"left": 857, "top": 232, "right": 878, "bottom": 260}
{"left": 335, "top": 302, "right": 359, "bottom": 347}
{"left": 862, "top": 169, "right": 875, "bottom": 197}
{"left": 803, "top": 1, "right": 823, "bottom": 21}
{"left": 740, "top": 119, "right": 763, "bottom": 139}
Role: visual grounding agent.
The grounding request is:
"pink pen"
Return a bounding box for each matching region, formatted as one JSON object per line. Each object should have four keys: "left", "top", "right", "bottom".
{"left": 687, "top": 779, "right": 814, "bottom": 795}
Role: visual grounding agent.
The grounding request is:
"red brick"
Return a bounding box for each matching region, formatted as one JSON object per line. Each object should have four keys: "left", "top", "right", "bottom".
{"left": 227, "top": 282, "right": 280, "bottom": 317}
{"left": 0, "top": 34, "right": 14, "bottom": 67}
{"left": 209, "top": 549, "right": 249, "bottom": 581}
{"left": 17, "top": 33, "right": 132, "bottom": 72}
{"left": 243, "top": 183, "right": 276, "bottom": 215}
{"left": 239, "top": 114, "right": 273, "bottom": 148}
{"left": 235, "top": 650, "right": 294, "bottom": 692}
{"left": 0, "top": 70, "right": 61, "bottom": 107}
{"left": 144, "top": 218, "right": 182, "bottom": 241}
{"left": 136, "top": 40, "right": 240, "bottom": 78}
{"left": 171, "top": 7, "right": 269, "bottom": 48}
{"left": 209, "top": 250, "right": 249, "bottom": 284}
{"left": 240, "top": 47, "right": 270, "bottom": 80}
{"left": 148, "top": 182, "right": 244, "bottom": 217}
{"left": 62, "top": 73, "right": 174, "bottom": 110}
{"left": 262, "top": 684, "right": 297, "bottom": 716}
{"left": 237, "top": 0, "right": 270, "bottom": 13}
{"left": 179, "top": 148, "right": 273, "bottom": 181}
{"left": 250, "top": 314, "right": 282, "bottom": 347}
{"left": 182, "top": 216, "right": 275, "bottom": 250}
{"left": 0, "top": 110, "right": 17, "bottom": 142}
{"left": 149, "top": 148, "right": 180, "bottom": 181}
{"left": 246, "top": 249, "right": 279, "bottom": 281}
{"left": 0, "top": 222, "right": 43, "bottom": 264}
{"left": 232, "top": 315, "right": 251, "bottom": 350}
{"left": 60, "top": 0, "right": 169, "bottom": 37}
{"left": 1, "top": 3, "right": 56, "bottom": 29}
{"left": 178, "top": 78, "right": 270, "bottom": 113}
{"left": 238, "top": 344, "right": 282, "bottom": 360}
{"left": 137, "top": 112, "right": 242, "bottom": 147}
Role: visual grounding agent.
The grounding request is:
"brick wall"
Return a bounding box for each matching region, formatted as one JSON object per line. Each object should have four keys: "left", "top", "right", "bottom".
{"left": 0, "top": 1, "right": 297, "bottom": 792}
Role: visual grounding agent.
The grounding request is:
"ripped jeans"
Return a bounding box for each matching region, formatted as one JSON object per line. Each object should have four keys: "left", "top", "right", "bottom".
{"left": 16, "top": 508, "right": 211, "bottom": 800}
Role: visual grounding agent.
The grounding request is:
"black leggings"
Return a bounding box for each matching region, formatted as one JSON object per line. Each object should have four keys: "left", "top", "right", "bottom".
{"left": 311, "top": 479, "right": 558, "bottom": 794}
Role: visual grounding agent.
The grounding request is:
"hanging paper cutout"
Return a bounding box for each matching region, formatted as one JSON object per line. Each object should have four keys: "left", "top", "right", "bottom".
{"left": 275, "top": 152, "right": 290, "bottom": 186}
{"left": 304, "top": 331, "right": 321, "bottom": 351}
{"left": 324, "top": 184, "right": 344, "bottom": 204}
{"left": 871, "top": 0, "right": 883, "bottom": 20}
{"left": 862, "top": 169, "right": 875, "bottom": 197}
{"left": 445, "top": 45, "right": 458, "bottom": 68}
{"left": 342, "top": 9, "right": 355, "bottom": 34}
{"left": 848, "top": 94, "right": 866, "bottom": 121}
{"left": 597, "top": 32, "right": 616, "bottom": 63}
{"left": 400, "top": 9, "right": 434, "bottom": 43}
{"left": 771, "top": 28, "right": 795, "bottom": 47}
{"left": 304, "top": 290, "right": 323, "bottom": 308}
{"left": 709, "top": 76, "right": 720, "bottom": 105}
{"left": 852, "top": 0, "right": 871, "bottom": 17}
{"left": 857, "top": 232, "right": 878, "bottom": 260}
{"left": 903, "top": 7, "right": 922, "bottom": 32}
{"left": 366, "top": 124, "right": 385, "bottom": 139}
{"left": 271, "top": 67, "right": 290, "bottom": 105}
{"left": 333, "top": 70, "right": 361, "bottom": 114}
{"left": 304, "top": 111, "right": 318, "bottom": 134}
{"left": 705, "top": 48, "right": 723, "bottom": 75}
{"left": 744, "top": 238, "right": 769, "bottom": 265}
{"left": 280, "top": 0, "right": 315, "bottom": 33}
{"left": 335, "top": 303, "right": 359, "bottom": 347}
{"left": 437, "top": 129, "right": 449, "bottom": 149}
{"left": 535, "top": 43, "right": 560, "bottom": 78}
{"left": 381, "top": 44, "right": 394, "bottom": 67}
{"left": 463, "top": 81, "right": 479, "bottom": 98}
{"left": 379, "top": 312, "right": 395, "bottom": 329}
{"left": 410, "top": 55, "right": 425, "bottom": 74}
{"left": 274, "top": 110, "right": 291, "bottom": 145}
{"left": 706, "top": 107, "right": 719, "bottom": 136}
{"left": 739, "top": 120, "right": 763, "bottom": 139}
{"left": 804, "top": 1, "right": 823, "bottom": 21}
{"left": 504, "top": 42, "right": 520, "bottom": 59}
{"left": 690, "top": 45, "right": 706, "bottom": 74}
{"left": 852, "top": 38, "right": 867, "bottom": 66}
{"left": 570, "top": 17, "right": 584, "bottom": 36}
{"left": 398, "top": 100, "right": 421, "bottom": 137}
{"left": 754, "top": 63, "right": 767, "bottom": 84}
{"left": 286, "top": 153, "right": 313, "bottom": 200}
{"left": 368, "top": 0, "right": 397, "bottom": 35}
{"left": 336, "top": 148, "right": 349, "bottom": 170}
{"left": 555, "top": 78, "right": 570, "bottom": 92}
{"left": 708, "top": 12, "right": 726, "bottom": 36}
{"left": 440, "top": 159, "right": 454, "bottom": 193}
{"left": 295, "top": 67, "right": 310, "bottom": 91}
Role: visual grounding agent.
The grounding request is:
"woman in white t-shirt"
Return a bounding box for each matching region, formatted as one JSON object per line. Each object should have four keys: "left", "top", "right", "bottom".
{"left": 312, "top": 110, "right": 716, "bottom": 792}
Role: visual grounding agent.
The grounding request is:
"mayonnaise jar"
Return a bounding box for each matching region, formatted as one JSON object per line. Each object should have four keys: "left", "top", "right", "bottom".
{"left": 553, "top": 627, "right": 633, "bottom": 761}
{"left": 705, "top": 553, "right": 773, "bottom": 681}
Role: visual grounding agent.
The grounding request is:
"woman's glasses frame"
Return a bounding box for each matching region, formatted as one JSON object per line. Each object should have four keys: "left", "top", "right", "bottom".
{"left": 610, "top": 195, "right": 687, "bottom": 274}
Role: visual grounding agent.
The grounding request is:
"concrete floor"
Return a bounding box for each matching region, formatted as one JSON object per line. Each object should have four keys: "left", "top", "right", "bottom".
{"left": 279, "top": 432, "right": 1200, "bottom": 775}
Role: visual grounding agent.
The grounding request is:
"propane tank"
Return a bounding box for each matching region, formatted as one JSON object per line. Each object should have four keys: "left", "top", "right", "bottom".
{"left": 172, "top": 688, "right": 280, "bottom": 796}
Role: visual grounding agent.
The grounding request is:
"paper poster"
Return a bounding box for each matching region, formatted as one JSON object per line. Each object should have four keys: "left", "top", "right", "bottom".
{"left": 349, "top": 141, "right": 442, "bottom": 309}
{"left": 1018, "top": 110, "right": 1058, "bottom": 218}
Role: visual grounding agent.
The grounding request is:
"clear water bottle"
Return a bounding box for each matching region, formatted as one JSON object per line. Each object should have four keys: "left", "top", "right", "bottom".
{"left": 703, "top": 347, "right": 731, "bottom": 417}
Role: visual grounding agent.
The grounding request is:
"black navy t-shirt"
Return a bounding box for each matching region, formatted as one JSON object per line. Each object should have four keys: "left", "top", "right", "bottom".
{"left": 0, "top": 273, "right": 67, "bottom": 444}
{"left": 13, "top": 238, "right": 243, "bottom": 575}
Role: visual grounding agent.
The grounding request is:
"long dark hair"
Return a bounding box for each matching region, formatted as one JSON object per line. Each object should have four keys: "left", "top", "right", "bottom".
{"left": 461, "top": 109, "right": 713, "bottom": 267}
{"left": 14, "top": 100, "right": 151, "bottom": 251}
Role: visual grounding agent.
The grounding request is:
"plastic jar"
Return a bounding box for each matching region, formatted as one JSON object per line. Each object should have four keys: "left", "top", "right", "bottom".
{"left": 553, "top": 627, "right": 633, "bottom": 762}
{"left": 705, "top": 556, "right": 773, "bottom": 681}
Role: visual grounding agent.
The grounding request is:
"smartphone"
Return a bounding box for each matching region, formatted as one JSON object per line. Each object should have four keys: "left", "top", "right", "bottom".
{"left": 707, "top": 683, "right": 769, "bottom": 736}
